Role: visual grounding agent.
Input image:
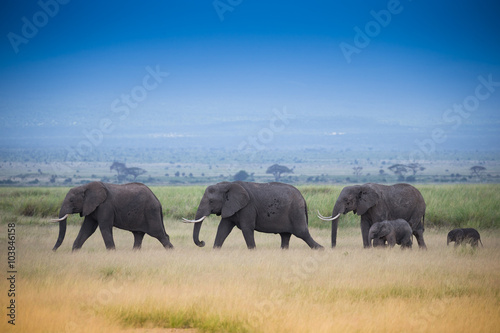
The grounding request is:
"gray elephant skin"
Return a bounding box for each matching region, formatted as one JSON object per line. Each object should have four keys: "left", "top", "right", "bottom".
{"left": 368, "top": 219, "right": 413, "bottom": 249}
{"left": 183, "top": 181, "right": 323, "bottom": 249}
{"left": 447, "top": 228, "right": 483, "bottom": 247}
{"left": 319, "top": 183, "right": 426, "bottom": 249}
{"left": 51, "top": 181, "right": 173, "bottom": 251}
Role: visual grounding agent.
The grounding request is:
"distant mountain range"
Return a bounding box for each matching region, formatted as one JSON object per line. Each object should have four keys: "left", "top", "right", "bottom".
{"left": 1, "top": 107, "right": 499, "bottom": 156}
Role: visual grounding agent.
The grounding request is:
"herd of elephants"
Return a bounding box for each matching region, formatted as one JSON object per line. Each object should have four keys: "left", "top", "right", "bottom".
{"left": 50, "top": 181, "right": 483, "bottom": 251}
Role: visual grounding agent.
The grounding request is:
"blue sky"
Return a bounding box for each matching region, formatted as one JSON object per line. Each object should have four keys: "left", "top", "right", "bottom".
{"left": 0, "top": 1, "right": 499, "bottom": 154}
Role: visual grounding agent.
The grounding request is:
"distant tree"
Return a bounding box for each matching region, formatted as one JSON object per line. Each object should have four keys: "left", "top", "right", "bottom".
{"left": 388, "top": 164, "right": 408, "bottom": 179}
{"left": 110, "top": 162, "right": 127, "bottom": 178}
{"left": 406, "top": 163, "right": 425, "bottom": 176}
{"left": 353, "top": 166, "right": 363, "bottom": 178}
{"left": 110, "top": 162, "right": 147, "bottom": 182}
{"left": 234, "top": 170, "right": 250, "bottom": 181}
{"left": 266, "top": 164, "right": 294, "bottom": 182}
{"left": 470, "top": 166, "right": 486, "bottom": 178}
{"left": 126, "top": 167, "right": 147, "bottom": 180}
{"left": 50, "top": 175, "right": 57, "bottom": 183}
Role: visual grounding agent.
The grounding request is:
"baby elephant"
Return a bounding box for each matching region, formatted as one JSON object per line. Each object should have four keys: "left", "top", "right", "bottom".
{"left": 369, "top": 219, "right": 413, "bottom": 249}
{"left": 447, "top": 228, "right": 483, "bottom": 247}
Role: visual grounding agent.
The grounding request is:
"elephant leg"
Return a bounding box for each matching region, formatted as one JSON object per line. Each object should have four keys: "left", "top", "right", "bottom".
{"left": 132, "top": 231, "right": 145, "bottom": 250}
{"left": 361, "top": 220, "right": 371, "bottom": 248}
{"left": 72, "top": 217, "right": 98, "bottom": 251}
{"left": 280, "top": 233, "right": 292, "bottom": 249}
{"left": 294, "top": 229, "right": 323, "bottom": 249}
{"left": 99, "top": 225, "right": 116, "bottom": 250}
{"left": 241, "top": 227, "right": 256, "bottom": 249}
{"left": 402, "top": 237, "right": 412, "bottom": 249}
{"left": 147, "top": 229, "right": 174, "bottom": 249}
{"left": 413, "top": 229, "right": 427, "bottom": 249}
{"left": 214, "top": 219, "right": 235, "bottom": 248}
{"left": 387, "top": 236, "right": 396, "bottom": 248}
{"left": 158, "top": 234, "right": 174, "bottom": 249}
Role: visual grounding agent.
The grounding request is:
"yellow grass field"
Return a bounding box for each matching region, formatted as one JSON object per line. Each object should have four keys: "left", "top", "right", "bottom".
{"left": 1, "top": 218, "right": 500, "bottom": 333}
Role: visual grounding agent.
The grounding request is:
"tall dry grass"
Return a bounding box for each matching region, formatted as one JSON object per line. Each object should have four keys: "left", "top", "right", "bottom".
{"left": 1, "top": 218, "right": 500, "bottom": 333}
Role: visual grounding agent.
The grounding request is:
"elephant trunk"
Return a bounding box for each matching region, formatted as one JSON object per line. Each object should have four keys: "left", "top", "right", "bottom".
{"left": 52, "top": 208, "right": 70, "bottom": 251}
{"left": 331, "top": 219, "right": 338, "bottom": 248}
{"left": 193, "top": 220, "right": 205, "bottom": 247}
{"left": 330, "top": 202, "right": 344, "bottom": 248}
{"left": 447, "top": 237, "right": 450, "bottom": 246}
{"left": 192, "top": 204, "right": 209, "bottom": 247}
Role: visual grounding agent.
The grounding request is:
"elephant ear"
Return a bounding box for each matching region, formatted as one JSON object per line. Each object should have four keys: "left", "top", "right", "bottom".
{"left": 378, "top": 223, "right": 391, "bottom": 238}
{"left": 356, "top": 185, "right": 379, "bottom": 216}
{"left": 221, "top": 183, "right": 250, "bottom": 218}
{"left": 82, "top": 182, "right": 107, "bottom": 216}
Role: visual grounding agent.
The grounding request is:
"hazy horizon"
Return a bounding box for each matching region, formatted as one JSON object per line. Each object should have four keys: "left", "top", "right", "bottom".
{"left": 1, "top": 1, "right": 499, "bottom": 162}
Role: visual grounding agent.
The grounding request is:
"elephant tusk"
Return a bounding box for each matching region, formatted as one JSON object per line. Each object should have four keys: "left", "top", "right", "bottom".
{"left": 50, "top": 214, "right": 69, "bottom": 222}
{"left": 317, "top": 211, "right": 341, "bottom": 221}
{"left": 182, "top": 216, "right": 206, "bottom": 223}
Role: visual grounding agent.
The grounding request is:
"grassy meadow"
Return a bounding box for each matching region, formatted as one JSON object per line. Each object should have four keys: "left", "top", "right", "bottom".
{"left": 1, "top": 184, "right": 500, "bottom": 332}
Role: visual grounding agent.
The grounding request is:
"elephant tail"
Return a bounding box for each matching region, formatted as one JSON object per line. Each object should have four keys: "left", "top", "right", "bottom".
{"left": 479, "top": 238, "right": 483, "bottom": 247}
{"left": 305, "top": 203, "right": 309, "bottom": 226}
{"left": 51, "top": 215, "right": 68, "bottom": 251}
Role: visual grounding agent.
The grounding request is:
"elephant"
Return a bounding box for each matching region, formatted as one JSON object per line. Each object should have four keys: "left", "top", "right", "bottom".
{"left": 318, "top": 183, "right": 426, "bottom": 249}
{"left": 368, "top": 219, "right": 413, "bottom": 249}
{"left": 182, "top": 181, "right": 323, "bottom": 249}
{"left": 447, "top": 228, "right": 483, "bottom": 247}
{"left": 51, "top": 181, "right": 173, "bottom": 251}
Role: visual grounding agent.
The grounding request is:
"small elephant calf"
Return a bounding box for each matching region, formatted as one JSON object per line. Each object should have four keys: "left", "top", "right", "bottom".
{"left": 447, "top": 228, "right": 483, "bottom": 248}
{"left": 368, "top": 219, "right": 413, "bottom": 249}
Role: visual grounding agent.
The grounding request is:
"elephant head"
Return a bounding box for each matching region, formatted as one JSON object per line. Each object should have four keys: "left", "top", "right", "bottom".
{"left": 447, "top": 229, "right": 464, "bottom": 245}
{"left": 318, "top": 184, "right": 379, "bottom": 247}
{"left": 368, "top": 222, "right": 391, "bottom": 246}
{"left": 51, "top": 182, "right": 107, "bottom": 251}
{"left": 183, "top": 182, "right": 250, "bottom": 247}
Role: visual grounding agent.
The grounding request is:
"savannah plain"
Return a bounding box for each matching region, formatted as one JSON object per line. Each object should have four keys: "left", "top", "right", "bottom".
{"left": 1, "top": 184, "right": 500, "bottom": 333}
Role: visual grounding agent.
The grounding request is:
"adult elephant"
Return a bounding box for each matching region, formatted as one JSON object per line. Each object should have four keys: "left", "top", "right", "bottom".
{"left": 318, "top": 183, "right": 426, "bottom": 249}
{"left": 51, "top": 181, "right": 173, "bottom": 251}
{"left": 183, "top": 181, "right": 323, "bottom": 249}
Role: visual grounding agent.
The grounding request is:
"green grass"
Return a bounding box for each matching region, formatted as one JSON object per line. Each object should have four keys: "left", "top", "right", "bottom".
{"left": 1, "top": 184, "right": 499, "bottom": 229}
{"left": 108, "top": 305, "right": 250, "bottom": 332}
